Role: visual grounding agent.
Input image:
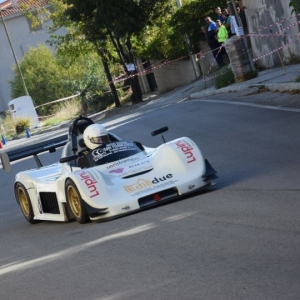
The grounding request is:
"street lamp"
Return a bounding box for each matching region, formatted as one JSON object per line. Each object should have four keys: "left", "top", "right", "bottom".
{"left": 0, "top": 2, "right": 29, "bottom": 96}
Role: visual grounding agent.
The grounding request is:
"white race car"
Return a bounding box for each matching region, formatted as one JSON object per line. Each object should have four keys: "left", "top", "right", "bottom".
{"left": 0, "top": 115, "right": 217, "bottom": 224}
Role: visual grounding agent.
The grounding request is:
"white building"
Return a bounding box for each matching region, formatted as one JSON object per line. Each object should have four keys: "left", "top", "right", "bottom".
{"left": 0, "top": 0, "right": 66, "bottom": 112}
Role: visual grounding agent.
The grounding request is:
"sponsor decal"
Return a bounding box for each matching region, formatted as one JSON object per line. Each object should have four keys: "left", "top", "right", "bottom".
{"left": 106, "top": 157, "right": 140, "bottom": 169}
{"left": 43, "top": 139, "right": 68, "bottom": 150}
{"left": 75, "top": 170, "right": 100, "bottom": 198}
{"left": 109, "top": 168, "right": 124, "bottom": 174}
{"left": 176, "top": 140, "right": 196, "bottom": 163}
{"left": 124, "top": 179, "right": 152, "bottom": 192}
{"left": 124, "top": 174, "right": 174, "bottom": 194}
{"left": 92, "top": 141, "right": 137, "bottom": 162}
{"left": 128, "top": 160, "right": 150, "bottom": 169}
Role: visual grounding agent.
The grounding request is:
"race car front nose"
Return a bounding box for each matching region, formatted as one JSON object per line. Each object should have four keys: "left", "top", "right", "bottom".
{"left": 82, "top": 201, "right": 109, "bottom": 218}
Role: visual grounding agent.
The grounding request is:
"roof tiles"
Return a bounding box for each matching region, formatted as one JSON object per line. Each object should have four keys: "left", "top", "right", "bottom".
{"left": 0, "top": 0, "right": 48, "bottom": 17}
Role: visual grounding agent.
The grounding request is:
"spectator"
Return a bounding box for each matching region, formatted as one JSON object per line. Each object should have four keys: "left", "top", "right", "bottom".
{"left": 216, "top": 20, "right": 228, "bottom": 43}
{"left": 215, "top": 7, "right": 225, "bottom": 23}
{"left": 227, "top": 7, "right": 238, "bottom": 36}
{"left": 204, "top": 16, "right": 223, "bottom": 66}
{"left": 216, "top": 19, "right": 229, "bottom": 64}
{"left": 201, "top": 26, "right": 208, "bottom": 43}
{"left": 221, "top": 8, "right": 231, "bottom": 36}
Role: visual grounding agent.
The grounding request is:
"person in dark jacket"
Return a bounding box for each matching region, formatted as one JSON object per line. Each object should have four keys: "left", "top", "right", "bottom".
{"left": 204, "top": 16, "right": 223, "bottom": 66}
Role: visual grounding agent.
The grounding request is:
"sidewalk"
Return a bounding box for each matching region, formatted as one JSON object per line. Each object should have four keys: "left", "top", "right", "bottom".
{"left": 94, "top": 63, "right": 300, "bottom": 121}
{"left": 190, "top": 63, "right": 300, "bottom": 99}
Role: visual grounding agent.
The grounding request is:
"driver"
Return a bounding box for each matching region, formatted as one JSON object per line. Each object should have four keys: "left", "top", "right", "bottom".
{"left": 83, "top": 123, "right": 110, "bottom": 150}
{"left": 78, "top": 124, "right": 111, "bottom": 168}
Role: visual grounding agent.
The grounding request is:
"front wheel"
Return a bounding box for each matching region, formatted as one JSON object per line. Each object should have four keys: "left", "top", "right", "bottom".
{"left": 14, "top": 182, "right": 37, "bottom": 224}
{"left": 65, "top": 179, "right": 90, "bottom": 224}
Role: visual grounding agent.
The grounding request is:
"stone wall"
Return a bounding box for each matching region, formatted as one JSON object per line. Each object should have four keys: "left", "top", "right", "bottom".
{"left": 244, "top": 0, "right": 300, "bottom": 68}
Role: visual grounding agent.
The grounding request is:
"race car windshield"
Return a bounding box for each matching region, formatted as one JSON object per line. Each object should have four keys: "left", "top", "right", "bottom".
{"left": 83, "top": 140, "right": 145, "bottom": 167}
{"left": 90, "top": 136, "right": 109, "bottom": 144}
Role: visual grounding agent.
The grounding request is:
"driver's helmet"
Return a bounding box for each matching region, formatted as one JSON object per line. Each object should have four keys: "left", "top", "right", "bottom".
{"left": 83, "top": 124, "right": 109, "bottom": 150}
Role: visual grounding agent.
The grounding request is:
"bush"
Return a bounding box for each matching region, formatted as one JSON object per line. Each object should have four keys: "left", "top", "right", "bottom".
{"left": 15, "top": 118, "right": 31, "bottom": 134}
{"left": 0, "top": 112, "right": 15, "bottom": 139}
{"left": 84, "top": 93, "right": 114, "bottom": 113}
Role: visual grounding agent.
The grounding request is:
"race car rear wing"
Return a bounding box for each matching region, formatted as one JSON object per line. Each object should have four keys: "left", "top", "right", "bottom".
{"left": 0, "top": 134, "right": 68, "bottom": 172}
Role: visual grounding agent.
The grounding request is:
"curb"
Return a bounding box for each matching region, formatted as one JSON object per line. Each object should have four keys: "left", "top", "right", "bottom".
{"left": 190, "top": 82, "right": 300, "bottom": 99}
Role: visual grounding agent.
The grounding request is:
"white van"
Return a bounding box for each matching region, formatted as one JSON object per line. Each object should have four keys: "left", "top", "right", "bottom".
{"left": 8, "top": 96, "right": 40, "bottom": 128}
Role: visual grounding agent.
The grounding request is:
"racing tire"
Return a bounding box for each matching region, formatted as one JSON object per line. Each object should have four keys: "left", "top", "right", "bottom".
{"left": 14, "top": 182, "right": 38, "bottom": 224}
{"left": 65, "top": 179, "right": 90, "bottom": 224}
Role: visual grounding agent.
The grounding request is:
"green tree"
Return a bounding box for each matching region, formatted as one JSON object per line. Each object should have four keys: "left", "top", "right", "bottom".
{"left": 62, "top": 0, "right": 170, "bottom": 104}
{"left": 170, "top": 0, "right": 219, "bottom": 53}
{"left": 289, "top": 0, "right": 300, "bottom": 13}
{"left": 10, "top": 45, "right": 63, "bottom": 112}
{"left": 9, "top": 44, "right": 113, "bottom": 114}
{"left": 133, "top": 0, "right": 227, "bottom": 60}
{"left": 21, "top": 0, "right": 121, "bottom": 108}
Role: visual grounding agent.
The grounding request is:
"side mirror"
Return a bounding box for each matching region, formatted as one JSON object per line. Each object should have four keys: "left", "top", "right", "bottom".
{"left": 151, "top": 126, "right": 168, "bottom": 136}
{"left": 151, "top": 126, "right": 168, "bottom": 143}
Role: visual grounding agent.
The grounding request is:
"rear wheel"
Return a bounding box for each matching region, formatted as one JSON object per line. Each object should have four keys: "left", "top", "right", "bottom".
{"left": 65, "top": 179, "right": 90, "bottom": 224}
{"left": 15, "top": 182, "right": 37, "bottom": 224}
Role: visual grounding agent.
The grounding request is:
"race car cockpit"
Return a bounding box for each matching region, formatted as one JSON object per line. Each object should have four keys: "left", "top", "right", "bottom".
{"left": 78, "top": 140, "right": 145, "bottom": 168}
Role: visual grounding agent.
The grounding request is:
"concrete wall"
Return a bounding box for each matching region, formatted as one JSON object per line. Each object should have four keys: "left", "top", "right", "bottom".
{"left": 0, "top": 14, "right": 66, "bottom": 112}
{"left": 198, "top": 41, "right": 219, "bottom": 75}
{"left": 244, "top": 0, "right": 300, "bottom": 68}
{"left": 151, "top": 58, "right": 199, "bottom": 94}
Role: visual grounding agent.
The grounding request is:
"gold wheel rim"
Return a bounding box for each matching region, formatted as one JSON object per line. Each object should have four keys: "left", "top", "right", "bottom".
{"left": 18, "top": 188, "right": 30, "bottom": 217}
{"left": 67, "top": 186, "right": 81, "bottom": 217}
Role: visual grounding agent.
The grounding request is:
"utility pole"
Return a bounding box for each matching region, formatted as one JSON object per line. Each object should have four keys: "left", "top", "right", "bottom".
{"left": 176, "top": 0, "right": 200, "bottom": 78}
{"left": 0, "top": 5, "right": 29, "bottom": 96}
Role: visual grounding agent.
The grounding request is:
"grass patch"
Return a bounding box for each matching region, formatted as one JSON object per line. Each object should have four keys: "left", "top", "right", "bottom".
{"left": 1, "top": 113, "right": 17, "bottom": 140}
{"left": 214, "top": 68, "right": 235, "bottom": 89}
{"left": 40, "top": 98, "right": 82, "bottom": 127}
{"left": 42, "top": 117, "right": 67, "bottom": 127}
{"left": 296, "top": 76, "right": 300, "bottom": 82}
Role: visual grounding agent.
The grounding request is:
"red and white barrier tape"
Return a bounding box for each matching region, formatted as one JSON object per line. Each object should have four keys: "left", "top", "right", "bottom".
{"left": 108, "top": 13, "right": 300, "bottom": 86}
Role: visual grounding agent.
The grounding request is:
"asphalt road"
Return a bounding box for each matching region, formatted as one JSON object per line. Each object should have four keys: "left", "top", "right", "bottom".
{"left": 1, "top": 97, "right": 300, "bottom": 300}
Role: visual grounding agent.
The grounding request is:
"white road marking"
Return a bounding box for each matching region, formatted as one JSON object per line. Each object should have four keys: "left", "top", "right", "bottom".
{"left": 194, "top": 99, "right": 300, "bottom": 113}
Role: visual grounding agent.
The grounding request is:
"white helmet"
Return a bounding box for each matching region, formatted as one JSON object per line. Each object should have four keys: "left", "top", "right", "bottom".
{"left": 83, "top": 124, "right": 109, "bottom": 150}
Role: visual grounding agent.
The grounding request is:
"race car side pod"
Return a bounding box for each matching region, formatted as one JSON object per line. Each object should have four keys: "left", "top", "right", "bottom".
{"left": 151, "top": 126, "right": 169, "bottom": 143}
